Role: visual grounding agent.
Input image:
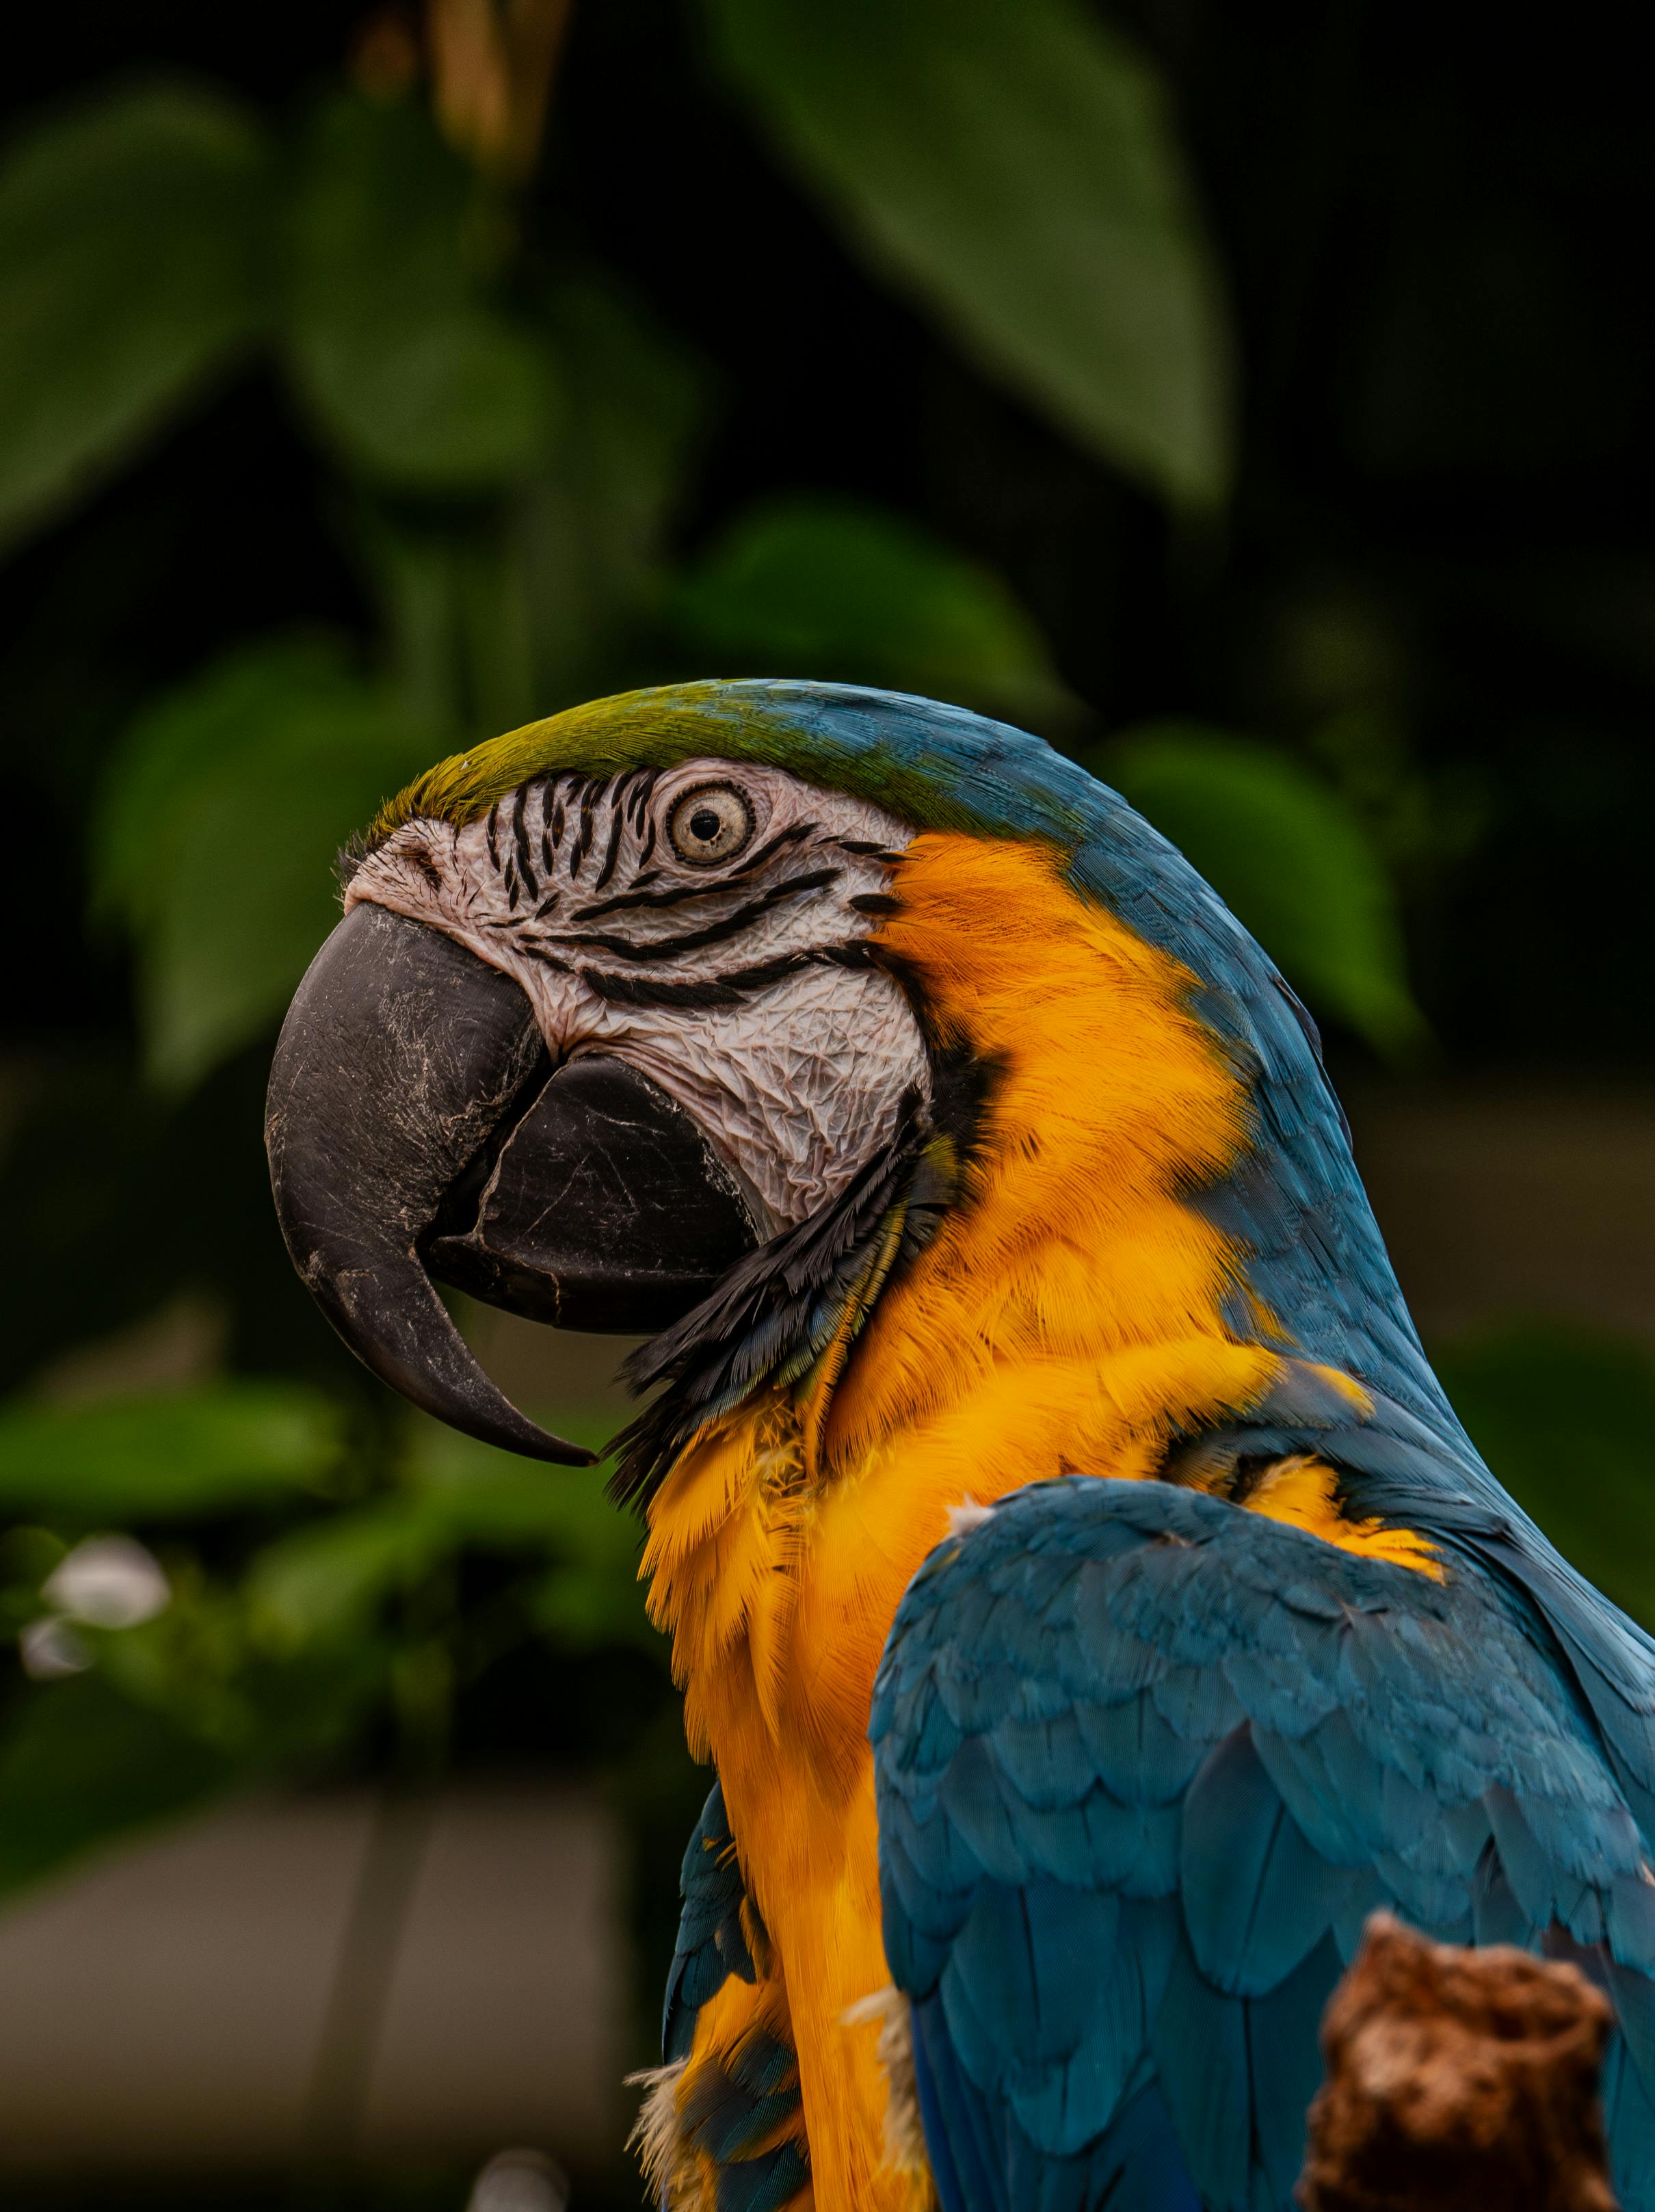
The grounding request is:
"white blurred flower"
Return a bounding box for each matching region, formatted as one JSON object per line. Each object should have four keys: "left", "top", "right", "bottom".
{"left": 466, "top": 2150, "right": 568, "bottom": 2212}
{"left": 19, "top": 1616, "right": 92, "bottom": 1678}
{"left": 42, "top": 1536, "right": 171, "bottom": 1629}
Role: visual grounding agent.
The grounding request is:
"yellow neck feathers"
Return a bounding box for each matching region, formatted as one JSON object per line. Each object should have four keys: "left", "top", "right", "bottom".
{"left": 642, "top": 831, "right": 1278, "bottom": 1764}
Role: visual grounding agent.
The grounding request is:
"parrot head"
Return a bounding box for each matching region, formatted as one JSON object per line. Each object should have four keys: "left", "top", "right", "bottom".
{"left": 267, "top": 678, "right": 1455, "bottom": 1492}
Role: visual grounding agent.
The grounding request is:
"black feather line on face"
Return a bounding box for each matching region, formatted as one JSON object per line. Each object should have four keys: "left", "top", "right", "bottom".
{"left": 511, "top": 787, "right": 536, "bottom": 895}
{"left": 571, "top": 780, "right": 600, "bottom": 874}
{"left": 557, "top": 870, "right": 840, "bottom": 964}
{"left": 628, "top": 767, "right": 659, "bottom": 829}
{"left": 828, "top": 836, "right": 907, "bottom": 863}
{"left": 574, "top": 875, "right": 767, "bottom": 920}
{"left": 582, "top": 968, "right": 750, "bottom": 1010}
{"left": 722, "top": 821, "right": 815, "bottom": 880}
{"left": 579, "top": 942, "right": 872, "bottom": 1010}
{"left": 594, "top": 800, "right": 626, "bottom": 891}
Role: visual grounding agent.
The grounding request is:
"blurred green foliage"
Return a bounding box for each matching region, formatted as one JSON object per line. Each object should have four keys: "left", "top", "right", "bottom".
{"left": 0, "top": 51, "right": 1420, "bottom": 1108}
{"left": 0, "top": 1391, "right": 656, "bottom": 1906}
{"left": 704, "top": 0, "right": 1231, "bottom": 504}
{"left": 0, "top": 1381, "right": 343, "bottom": 1518}
{"left": 0, "top": 51, "right": 1424, "bottom": 1116}
{"left": 285, "top": 92, "right": 557, "bottom": 493}
{"left": 1097, "top": 723, "right": 1427, "bottom": 1055}
{"left": 1435, "top": 1324, "right": 1655, "bottom": 1630}
{"left": 94, "top": 637, "right": 438, "bottom": 1085}
{"left": 669, "top": 495, "right": 1073, "bottom": 723}
{"left": 0, "top": 83, "right": 272, "bottom": 550}
{"left": 0, "top": 1674, "right": 237, "bottom": 1895}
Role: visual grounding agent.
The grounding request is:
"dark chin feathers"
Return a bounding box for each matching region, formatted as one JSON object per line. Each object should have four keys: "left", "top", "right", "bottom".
{"left": 607, "top": 1092, "right": 959, "bottom": 1507}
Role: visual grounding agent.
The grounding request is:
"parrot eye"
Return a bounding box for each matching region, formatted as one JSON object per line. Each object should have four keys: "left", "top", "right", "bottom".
{"left": 668, "top": 783, "right": 755, "bottom": 868}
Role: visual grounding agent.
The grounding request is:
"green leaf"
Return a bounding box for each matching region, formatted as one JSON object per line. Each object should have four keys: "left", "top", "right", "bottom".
{"left": 283, "top": 92, "right": 555, "bottom": 491}
{"left": 245, "top": 1505, "right": 441, "bottom": 1650}
{"left": 357, "top": 276, "right": 710, "bottom": 734}
{"left": 409, "top": 1428, "right": 659, "bottom": 1655}
{"left": 0, "top": 1383, "right": 345, "bottom": 1520}
{"left": 86, "top": 1555, "right": 393, "bottom": 1764}
{"left": 668, "top": 497, "right": 1070, "bottom": 721}
{"left": 91, "top": 635, "right": 438, "bottom": 1088}
{"left": 0, "top": 1674, "right": 235, "bottom": 1899}
{"left": 0, "top": 80, "right": 272, "bottom": 552}
{"left": 354, "top": 500, "right": 544, "bottom": 740}
{"left": 529, "top": 1557, "right": 660, "bottom": 1656}
{"left": 1097, "top": 723, "right": 1427, "bottom": 1055}
{"left": 702, "top": 0, "right": 1230, "bottom": 505}
{"left": 1433, "top": 1324, "right": 1655, "bottom": 1631}
{"left": 248, "top": 1419, "right": 657, "bottom": 1658}
{"left": 522, "top": 278, "right": 707, "bottom": 679}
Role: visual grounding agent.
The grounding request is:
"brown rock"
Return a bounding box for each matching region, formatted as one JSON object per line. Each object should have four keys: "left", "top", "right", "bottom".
{"left": 1298, "top": 1912, "right": 1618, "bottom": 2211}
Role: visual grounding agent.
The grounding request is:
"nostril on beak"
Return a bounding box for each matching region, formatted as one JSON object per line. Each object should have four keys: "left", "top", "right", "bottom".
{"left": 427, "top": 1046, "right": 556, "bottom": 1249}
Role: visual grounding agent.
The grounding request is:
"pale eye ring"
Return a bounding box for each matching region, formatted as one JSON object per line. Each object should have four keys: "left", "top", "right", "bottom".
{"left": 667, "top": 782, "right": 755, "bottom": 868}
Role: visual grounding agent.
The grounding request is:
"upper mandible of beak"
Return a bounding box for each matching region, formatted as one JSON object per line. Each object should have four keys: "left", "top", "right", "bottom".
{"left": 265, "top": 902, "right": 760, "bottom": 1463}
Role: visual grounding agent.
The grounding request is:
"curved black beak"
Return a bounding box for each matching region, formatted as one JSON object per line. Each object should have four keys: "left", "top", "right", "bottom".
{"left": 265, "top": 904, "right": 758, "bottom": 1462}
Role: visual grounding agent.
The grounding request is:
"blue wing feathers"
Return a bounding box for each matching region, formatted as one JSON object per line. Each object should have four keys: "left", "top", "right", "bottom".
{"left": 1076, "top": 2082, "right": 1200, "bottom": 2212}
{"left": 876, "top": 1477, "right": 1655, "bottom": 2211}
{"left": 1602, "top": 2035, "right": 1655, "bottom": 2212}
{"left": 914, "top": 1994, "right": 1012, "bottom": 2212}
{"left": 709, "top": 2144, "right": 808, "bottom": 2212}
{"left": 680, "top": 2044, "right": 797, "bottom": 2162}
{"left": 1148, "top": 1930, "right": 1251, "bottom": 2207}
{"left": 663, "top": 1779, "right": 754, "bottom": 2064}
{"left": 1245, "top": 1936, "right": 1345, "bottom": 2204}
{"left": 990, "top": 1711, "right": 1095, "bottom": 1809}
{"left": 659, "top": 1782, "right": 810, "bottom": 2212}
{"left": 1072, "top": 1694, "right": 1210, "bottom": 1804}
{"left": 1470, "top": 1853, "right": 1532, "bottom": 1948}
{"left": 1608, "top": 1871, "right": 1655, "bottom": 1975}
{"left": 1179, "top": 1729, "right": 1358, "bottom": 1997}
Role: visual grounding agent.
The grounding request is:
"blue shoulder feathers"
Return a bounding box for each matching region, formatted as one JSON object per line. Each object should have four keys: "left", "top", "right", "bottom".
{"left": 873, "top": 1479, "right": 1655, "bottom": 2212}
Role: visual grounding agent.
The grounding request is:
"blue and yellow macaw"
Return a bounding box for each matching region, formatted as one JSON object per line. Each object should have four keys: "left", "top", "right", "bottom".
{"left": 267, "top": 681, "right": 1655, "bottom": 2210}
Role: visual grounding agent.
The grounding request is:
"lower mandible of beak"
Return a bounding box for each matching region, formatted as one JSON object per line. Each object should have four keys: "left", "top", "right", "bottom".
{"left": 265, "top": 902, "right": 760, "bottom": 1462}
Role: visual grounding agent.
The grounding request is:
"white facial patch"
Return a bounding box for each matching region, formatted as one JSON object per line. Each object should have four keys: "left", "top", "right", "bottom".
{"left": 345, "top": 759, "right": 930, "bottom": 1232}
